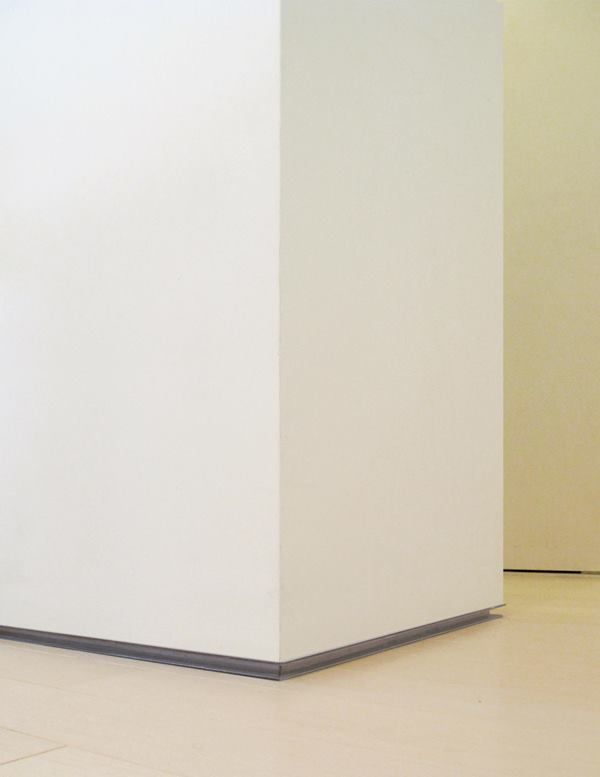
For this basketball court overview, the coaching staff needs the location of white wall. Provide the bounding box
[280,0,504,660]
[0,1,281,660]
[503,0,600,572]
[1,0,503,665]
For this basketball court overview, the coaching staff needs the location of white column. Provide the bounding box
[0,0,503,668]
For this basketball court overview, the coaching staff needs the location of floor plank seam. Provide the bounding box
[0,745,66,768]
[0,726,60,747]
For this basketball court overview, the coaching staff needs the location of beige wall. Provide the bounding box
[504,1,600,570]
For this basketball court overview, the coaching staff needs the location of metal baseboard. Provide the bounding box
[0,608,501,681]
[279,608,500,679]
[0,625,280,679]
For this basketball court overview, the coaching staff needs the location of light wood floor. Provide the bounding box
[0,572,598,776]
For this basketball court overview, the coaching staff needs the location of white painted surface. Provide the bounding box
[0,1,281,659]
[280,0,503,660]
[1,0,502,664]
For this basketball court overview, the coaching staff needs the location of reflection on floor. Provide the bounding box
[0,572,598,776]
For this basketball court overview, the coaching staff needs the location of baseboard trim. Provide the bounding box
[504,568,582,574]
[0,625,280,679]
[280,608,500,679]
[0,608,501,681]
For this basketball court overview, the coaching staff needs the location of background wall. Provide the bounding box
[504,0,600,571]
[0,0,281,659]
[280,0,503,661]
